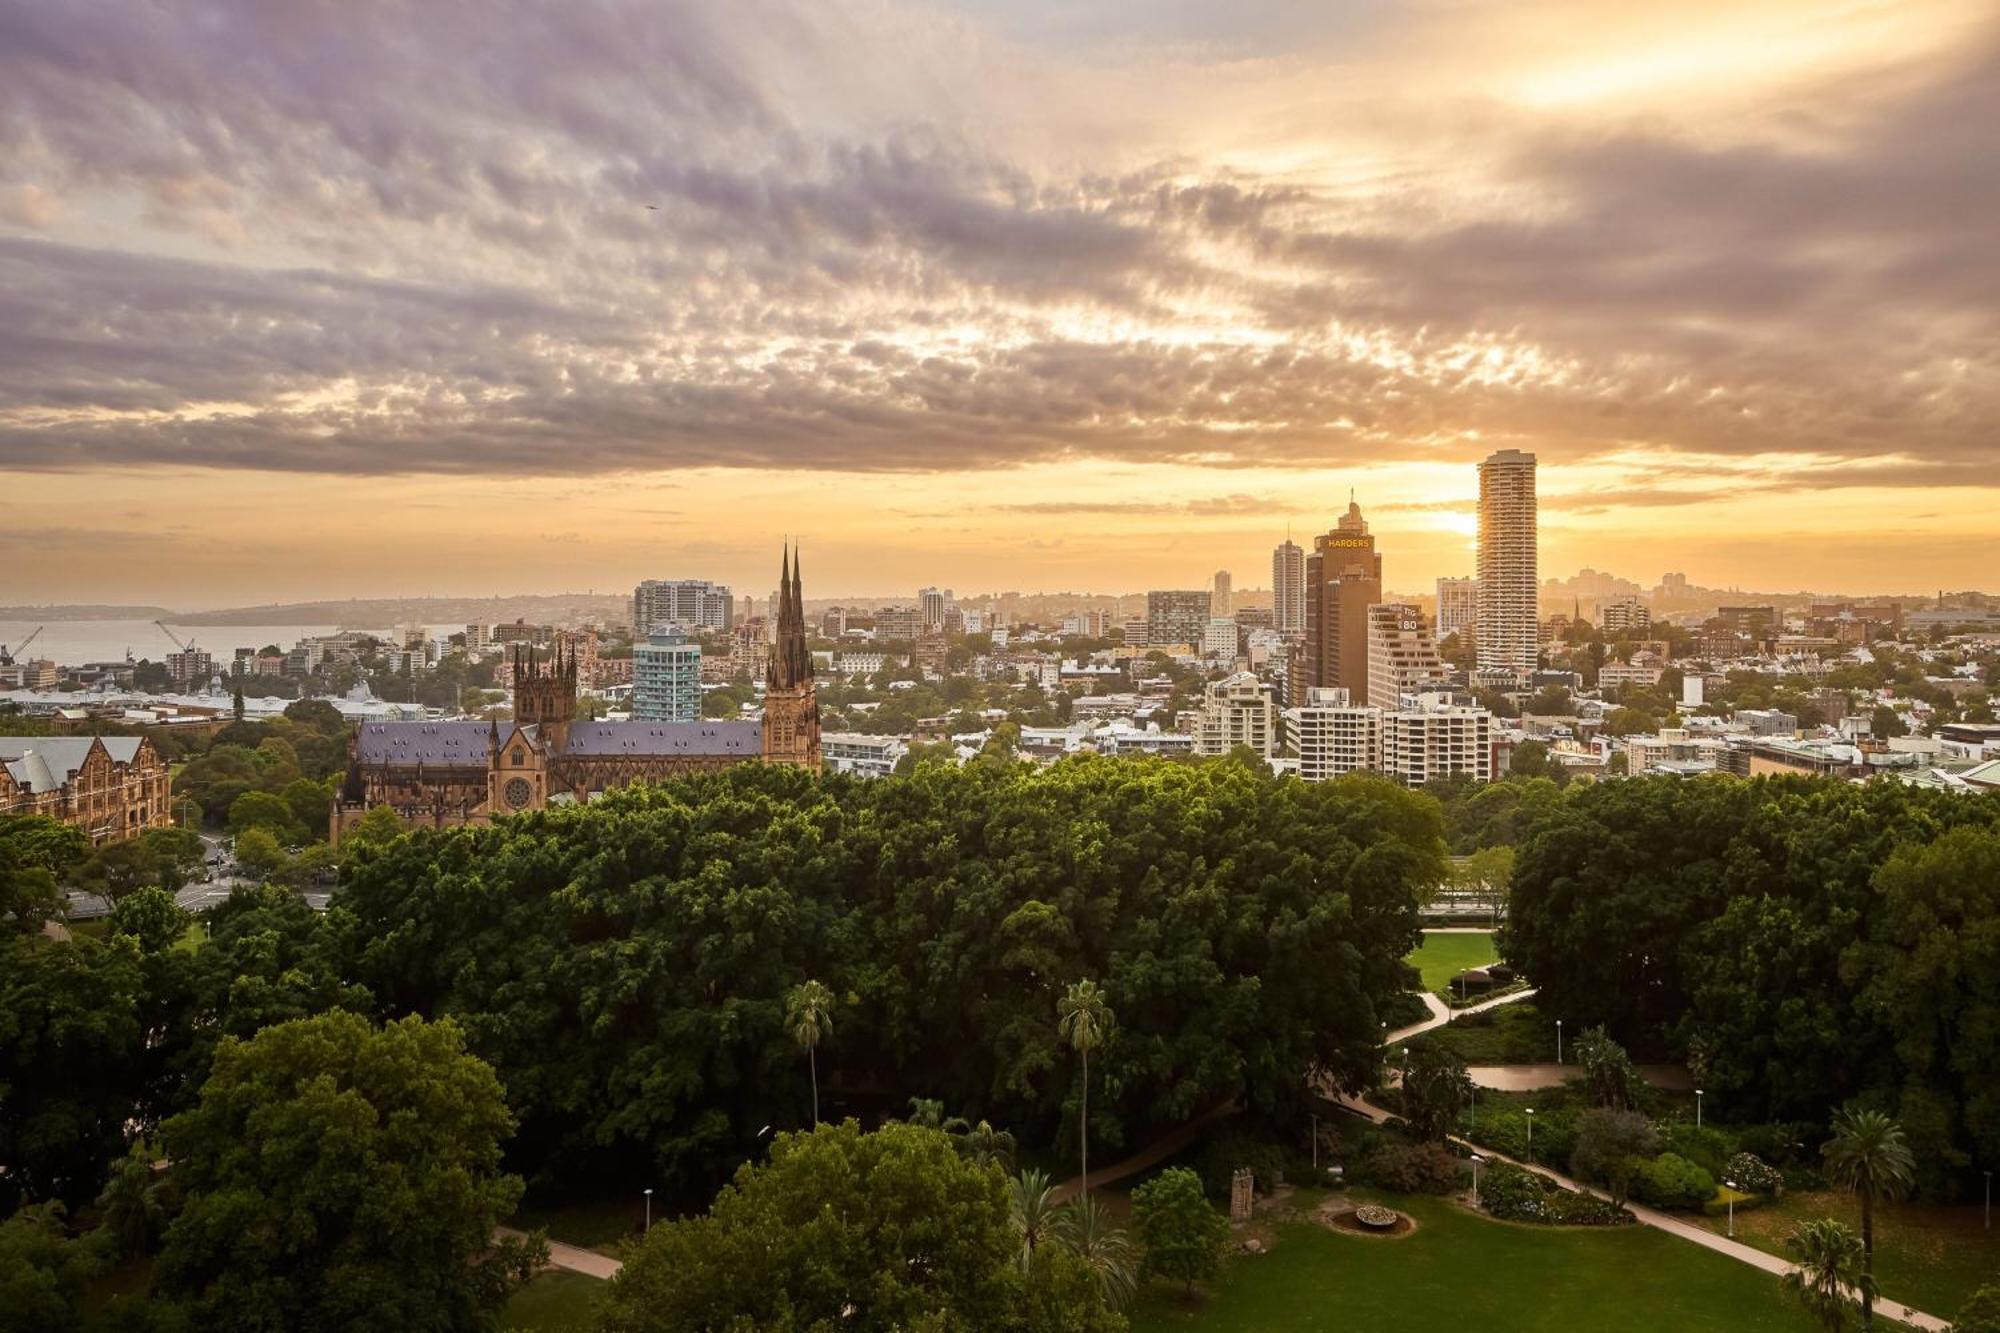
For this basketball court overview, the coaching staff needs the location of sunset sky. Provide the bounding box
[3,0,1995,606]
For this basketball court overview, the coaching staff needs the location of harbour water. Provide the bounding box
[0,621,388,668]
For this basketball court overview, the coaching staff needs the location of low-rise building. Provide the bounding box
[0,734,173,844]
[821,732,907,778]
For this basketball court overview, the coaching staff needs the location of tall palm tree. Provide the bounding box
[1057,978,1111,1200]
[1822,1107,1914,1330]
[786,979,834,1126]
[1784,1217,1868,1332]
[1061,1193,1139,1310]
[1007,1168,1064,1275]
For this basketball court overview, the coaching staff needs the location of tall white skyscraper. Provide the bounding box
[1435,577,1479,643]
[1272,538,1305,633]
[1476,450,1539,677]
[1212,569,1232,617]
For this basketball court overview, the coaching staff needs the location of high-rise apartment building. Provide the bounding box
[1201,617,1239,661]
[875,606,922,640]
[1304,500,1381,701]
[919,587,947,630]
[1147,589,1212,650]
[1286,687,1381,782]
[1191,673,1278,758]
[1383,696,1494,787]
[1366,603,1445,711]
[1435,577,1479,643]
[634,579,734,635]
[1475,450,1538,678]
[1211,570,1233,617]
[632,625,702,722]
[464,623,494,657]
[1602,597,1651,635]
[1272,539,1305,633]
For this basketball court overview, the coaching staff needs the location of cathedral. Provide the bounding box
[330,547,820,844]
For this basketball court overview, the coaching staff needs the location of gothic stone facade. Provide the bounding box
[331,548,819,843]
[0,735,174,844]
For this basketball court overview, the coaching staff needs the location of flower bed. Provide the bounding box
[1478,1163,1633,1227]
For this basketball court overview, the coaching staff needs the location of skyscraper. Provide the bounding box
[1476,450,1538,678]
[919,586,947,630]
[1435,577,1479,643]
[1365,603,1445,711]
[632,624,702,722]
[1211,569,1232,617]
[1304,499,1381,701]
[1272,538,1305,633]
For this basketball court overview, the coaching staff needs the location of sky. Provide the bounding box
[3,0,1996,606]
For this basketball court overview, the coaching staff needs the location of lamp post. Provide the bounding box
[1311,1112,1319,1175]
[1986,1171,1992,1231]
[1471,1153,1485,1208]
[1401,1047,1410,1088]
[1469,1082,1477,1135]
[1723,1179,1737,1239]
[1556,1019,1564,1066]
[643,1187,653,1234]
[1526,1107,1535,1156]
[1696,1088,1704,1129]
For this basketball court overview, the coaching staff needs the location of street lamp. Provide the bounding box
[1696,1088,1704,1129]
[1723,1179,1737,1239]
[1310,1112,1319,1174]
[1986,1170,1992,1232]
[1471,1153,1485,1208]
[643,1187,654,1234]
[1469,1082,1477,1135]
[1401,1047,1410,1087]
[1525,1107,1535,1155]
[1556,1019,1564,1066]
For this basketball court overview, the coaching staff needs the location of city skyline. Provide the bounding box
[5,0,1998,603]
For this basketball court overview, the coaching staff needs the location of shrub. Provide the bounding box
[1722,1152,1784,1197]
[1363,1142,1461,1195]
[1196,1131,1295,1199]
[1477,1163,1631,1227]
[1657,1123,1730,1177]
[1631,1153,1717,1211]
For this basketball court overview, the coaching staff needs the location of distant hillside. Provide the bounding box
[0,604,178,621]
[177,594,634,628]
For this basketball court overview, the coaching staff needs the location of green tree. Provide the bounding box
[1130,1166,1226,1299]
[1576,1025,1640,1109]
[1869,705,1908,740]
[1058,979,1112,1200]
[1951,1284,2000,1333]
[154,1012,541,1331]
[225,790,305,845]
[958,1119,1016,1171]
[96,1139,174,1261]
[107,887,191,955]
[0,1202,111,1333]
[1062,1193,1139,1311]
[1399,1042,1473,1142]
[1822,1107,1914,1331]
[1571,1108,1658,1206]
[230,827,288,882]
[1008,1168,1065,1275]
[1784,1217,1867,1332]
[599,1121,1032,1332]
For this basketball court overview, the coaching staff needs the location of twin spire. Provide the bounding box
[768,542,813,690]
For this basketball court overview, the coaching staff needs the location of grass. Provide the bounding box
[1404,931,1496,993]
[1695,1187,2000,1319]
[1128,1189,1821,1332]
[501,1271,604,1330]
[510,1196,643,1252]
[1408,1000,1558,1064]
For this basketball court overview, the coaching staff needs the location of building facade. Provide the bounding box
[1365,602,1445,711]
[1286,687,1381,782]
[633,578,734,634]
[1436,576,1478,642]
[1304,500,1381,702]
[1476,449,1538,679]
[1211,570,1233,617]
[632,625,702,722]
[0,735,173,844]
[1382,696,1494,786]
[334,549,817,843]
[1191,672,1278,758]
[1272,539,1305,634]
[1147,589,1212,650]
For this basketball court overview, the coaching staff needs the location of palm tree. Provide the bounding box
[1061,1193,1139,1310]
[906,1097,947,1129]
[1822,1107,1915,1330]
[1007,1168,1064,1275]
[958,1118,1016,1170]
[786,979,834,1126]
[1784,1217,1868,1332]
[1057,978,1111,1200]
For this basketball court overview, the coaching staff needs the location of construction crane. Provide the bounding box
[155,621,197,654]
[0,625,43,665]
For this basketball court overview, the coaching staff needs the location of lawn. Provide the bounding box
[509,1196,643,1252]
[501,1271,604,1330]
[1404,931,1496,993]
[1408,1000,1558,1064]
[1695,1187,1999,1319]
[1129,1191,1819,1332]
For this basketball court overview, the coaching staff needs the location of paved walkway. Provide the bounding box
[495,1226,622,1281]
[1342,987,1946,1332]
[1050,1099,1240,1203]
[1464,1062,1693,1092]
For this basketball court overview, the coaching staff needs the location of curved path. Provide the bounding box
[1339,986,1946,1332]
[495,1226,622,1280]
[1051,1098,1240,1203]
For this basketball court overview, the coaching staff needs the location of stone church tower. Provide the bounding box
[762,545,821,771]
[512,644,577,752]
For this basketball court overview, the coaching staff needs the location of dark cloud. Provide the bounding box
[0,1,1994,489]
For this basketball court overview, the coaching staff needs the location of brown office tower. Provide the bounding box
[1304,499,1382,701]
[763,545,823,771]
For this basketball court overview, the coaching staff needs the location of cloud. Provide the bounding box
[0,0,1993,497]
